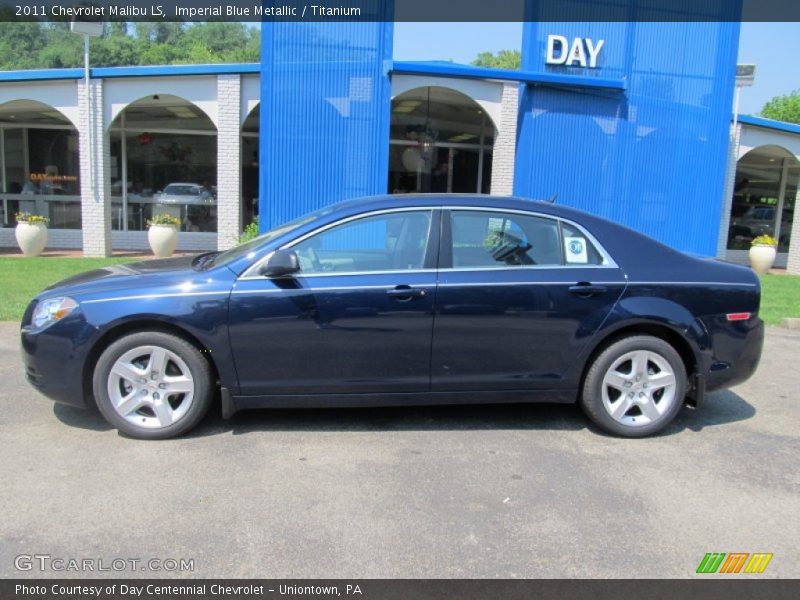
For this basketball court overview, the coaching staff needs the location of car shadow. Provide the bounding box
[196,402,589,437]
[52,389,755,439]
[189,388,756,438]
[53,402,113,432]
[664,389,756,435]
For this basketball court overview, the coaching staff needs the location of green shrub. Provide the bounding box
[240,217,259,244]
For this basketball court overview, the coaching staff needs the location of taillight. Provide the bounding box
[726,313,751,322]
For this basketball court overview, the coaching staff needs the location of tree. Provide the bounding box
[0,22,261,70]
[0,23,47,69]
[93,34,140,67]
[472,49,521,70]
[134,23,185,45]
[761,90,800,125]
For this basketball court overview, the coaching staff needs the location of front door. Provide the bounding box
[431,209,626,391]
[228,209,439,396]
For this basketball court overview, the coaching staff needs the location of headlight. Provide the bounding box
[31,297,79,330]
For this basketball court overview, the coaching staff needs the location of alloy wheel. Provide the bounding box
[600,349,677,427]
[106,345,195,429]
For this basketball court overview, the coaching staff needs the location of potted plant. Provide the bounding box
[749,234,778,274]
[147,213,182,258]
[14,212,49,257]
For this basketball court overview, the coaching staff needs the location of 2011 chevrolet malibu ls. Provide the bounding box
[20,195,764,439]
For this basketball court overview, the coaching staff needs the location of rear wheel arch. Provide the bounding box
[82,319,221,407]
[580,333,688,437]
[579,321,700,392]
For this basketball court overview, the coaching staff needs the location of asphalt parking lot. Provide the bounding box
[0,321,798,579]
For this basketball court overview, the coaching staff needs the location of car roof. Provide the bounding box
[327,194,599,225]
[320,194,694,267]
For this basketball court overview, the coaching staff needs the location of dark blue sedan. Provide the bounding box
[20,195,764,439]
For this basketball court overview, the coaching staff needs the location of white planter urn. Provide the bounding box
[148,224,179,258]
[15,222,48,257]
[749,244,777,274]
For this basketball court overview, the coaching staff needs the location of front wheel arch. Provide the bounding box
[82,319,221,409]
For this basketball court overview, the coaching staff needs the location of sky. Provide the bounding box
[393,22,800,115]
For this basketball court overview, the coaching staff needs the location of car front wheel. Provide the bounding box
[581,335,687,438]
[92,331,214,439]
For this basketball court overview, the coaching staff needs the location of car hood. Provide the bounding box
[40,255,233,300]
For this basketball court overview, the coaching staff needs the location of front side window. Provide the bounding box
[292,211,432,274]
[450,211,562,268]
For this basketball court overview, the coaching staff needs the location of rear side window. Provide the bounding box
[450,211,562,268]
[561,222,605,265]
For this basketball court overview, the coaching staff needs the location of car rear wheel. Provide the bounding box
[581,335,687,437]
[93,331,214,439]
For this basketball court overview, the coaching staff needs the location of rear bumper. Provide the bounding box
[704,316,764,393]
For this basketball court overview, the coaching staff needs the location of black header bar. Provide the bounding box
[2,0,800,22]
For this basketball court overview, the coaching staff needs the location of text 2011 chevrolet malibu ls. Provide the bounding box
[21,195,763,439]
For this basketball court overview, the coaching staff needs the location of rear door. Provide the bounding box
[431,208,626,391]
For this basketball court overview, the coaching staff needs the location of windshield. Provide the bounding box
[206,205,338,269]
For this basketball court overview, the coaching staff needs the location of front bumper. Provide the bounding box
[21,314,99,409]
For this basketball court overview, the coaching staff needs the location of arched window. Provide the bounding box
[389,87,495,195]
[727,145,799,253]
[109,95,217,232]
[0,100,80,229]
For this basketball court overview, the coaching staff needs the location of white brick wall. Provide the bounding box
[0,228,216,253]
[112,231,217,252]
[77,78,112,257]
[216,74,242,250]
[490,82,519,196]
[786,188,800,274]
[0,228,83,250]
[716,122,741,259]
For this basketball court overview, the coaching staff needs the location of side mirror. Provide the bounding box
[260,249,300,278]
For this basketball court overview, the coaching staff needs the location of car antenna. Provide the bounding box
[547,192,558,204]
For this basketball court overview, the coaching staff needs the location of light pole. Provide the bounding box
[733,64,756,131]
[719,64,757,258]
[69,20,103,195]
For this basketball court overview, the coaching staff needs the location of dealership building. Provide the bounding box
[0,16,799,273]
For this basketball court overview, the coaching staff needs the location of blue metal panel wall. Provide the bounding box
[514,13,741,256]
[259,13,394,232]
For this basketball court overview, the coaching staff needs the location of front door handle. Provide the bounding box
[386,285,427,301]
[569,282,608,297]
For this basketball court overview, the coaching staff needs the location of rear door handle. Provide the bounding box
[569,283,607,296]
[386,285,427,300]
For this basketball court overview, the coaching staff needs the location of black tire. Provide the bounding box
[580,335,687,438]
[92,331,214,440]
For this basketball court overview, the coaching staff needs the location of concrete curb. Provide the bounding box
[780,318,800,329]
